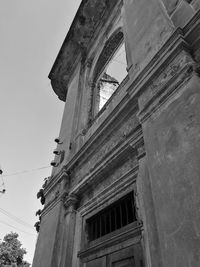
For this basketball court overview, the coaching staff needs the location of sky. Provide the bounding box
[0,0,81,264]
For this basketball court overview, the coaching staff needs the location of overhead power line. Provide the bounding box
[0,220,35,236]
[0,207,33,230]
[2,166,51,178]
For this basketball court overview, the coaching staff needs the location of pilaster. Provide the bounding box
[136,28,200,267]
[136,153,163,267]
[32,170,70,267]
[59,194,78,267]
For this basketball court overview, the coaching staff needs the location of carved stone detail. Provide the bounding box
[86,58,93,68]
[63,194,78,213]
[49,0,119,101]
[71,114,140,187]
[138,49,195,122]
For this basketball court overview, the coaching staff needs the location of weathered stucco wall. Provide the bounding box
[123,0,173,79]
[51,63,81,177]
[33,0,200,266]
[162,0,195,27]
[70,111,140,189]
[32,203,63,267]
[141,74,200,266]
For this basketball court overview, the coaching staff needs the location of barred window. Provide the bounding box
[86,193,136,241]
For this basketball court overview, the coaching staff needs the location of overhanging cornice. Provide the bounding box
[48,0,119,101]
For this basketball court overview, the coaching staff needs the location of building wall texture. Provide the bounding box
[33,0,200,266]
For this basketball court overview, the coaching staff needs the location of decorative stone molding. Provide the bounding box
[60,190,68,202]
[71,115,140,188]
[136,145,146,160]
[129,132,145,160]
[38,168,73,217]
[86,58,93,68]
[138,49,194,123]
[44,168,70,196]
[50,77,68,101]
[44,182,61,208]
[78,222,142,261]
[63,193,78,214]
[69,129,141,196]
[49,0,120,101]
[123,28,196,123]
[79,165,138,217]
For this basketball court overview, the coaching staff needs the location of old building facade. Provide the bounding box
[33,0,200,266]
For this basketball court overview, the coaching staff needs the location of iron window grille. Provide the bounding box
[86,192,136,241]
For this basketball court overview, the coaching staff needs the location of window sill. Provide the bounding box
[78,220,142,260]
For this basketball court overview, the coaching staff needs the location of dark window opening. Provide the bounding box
[86,193,136,241]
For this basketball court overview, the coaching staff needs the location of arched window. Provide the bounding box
[91,30,128,118]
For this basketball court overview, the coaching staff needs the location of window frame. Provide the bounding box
[86,192,137,242]
[89,29,128,123]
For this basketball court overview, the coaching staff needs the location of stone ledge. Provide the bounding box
[79,165,138,217]
[78,221,142,261]
[69,128,143,197]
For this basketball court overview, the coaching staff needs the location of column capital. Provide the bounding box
[63,193,78,213]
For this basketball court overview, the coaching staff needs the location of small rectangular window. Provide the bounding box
[86,193,136,241]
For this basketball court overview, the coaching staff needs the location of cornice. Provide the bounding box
[66,93,137,170]
[48,92,138,187]
[138,56,194,123]
[50,55,81,101]
[46,10,200,195]
[48,0,121,101]
[63,193,78,211]
[41,194,62,217]
[127,29,189,98]
[124,28,199,123]
[43,168,69,197]
[56,32,188,175]
[46,123,142,201]
[78,221,142,260]
[79,165,138,217]
[127,12,200,122]
[69,128,143,197]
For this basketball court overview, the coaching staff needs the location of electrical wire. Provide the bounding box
[2,166,51,177]
[0,220,35,236]
[0,207,33,230]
